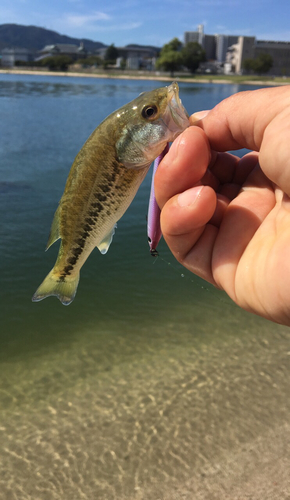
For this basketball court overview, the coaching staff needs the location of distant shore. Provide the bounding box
[1,68,290,86]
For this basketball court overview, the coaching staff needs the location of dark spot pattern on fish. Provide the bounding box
[98,184,111,193]
[76,237,86,248]
[91,201,103,211]
[60,245,84,278]
[108,173,116,184]
[83,224,92,233]
[67,256,77,265]
[97,193,107,202]
[60,162,135,280]
[73,247,83,256]
[63,264,74,275]
[61,208,103,278]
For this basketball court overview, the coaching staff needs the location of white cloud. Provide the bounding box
[56,10,142,37]
[88,21,142,32]
[66,12,111,27]
[116,22,142,30]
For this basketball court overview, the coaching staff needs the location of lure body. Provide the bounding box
[147,143,170,255]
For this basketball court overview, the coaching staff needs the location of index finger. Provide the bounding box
[192,86,290,152]
[192,86,290,195]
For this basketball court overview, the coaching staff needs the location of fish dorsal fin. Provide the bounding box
[46,206,61,251]
[97,224,117,254]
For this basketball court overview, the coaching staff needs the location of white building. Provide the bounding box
[226,36,255,73]
[184,25,290,75]
[185,27,236,62]
[215,35,239,63]
[38,43,87,61]
[226,37,290,75]
[184,26,216,61]
[1,48,33,67]
[184,24,204,46]
[98,46,158,70]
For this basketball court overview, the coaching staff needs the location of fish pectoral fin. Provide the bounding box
[46,205,61,251]
[97,224,117,254]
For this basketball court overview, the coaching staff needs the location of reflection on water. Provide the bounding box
[1,74,289,499]
[0,79,144,98]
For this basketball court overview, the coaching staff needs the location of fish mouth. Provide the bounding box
[167,82,190,133]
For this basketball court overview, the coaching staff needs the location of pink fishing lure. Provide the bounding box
[147,143,170,256]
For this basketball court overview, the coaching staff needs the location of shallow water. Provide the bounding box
[1,74,290,499]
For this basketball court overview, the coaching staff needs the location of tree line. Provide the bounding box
[155,38,206,75]
[154,37,273,76]
[242,53,273,75]
[18,38,273,76]
[18,40,206,73]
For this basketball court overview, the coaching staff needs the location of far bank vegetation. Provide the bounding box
[156,38,206,76]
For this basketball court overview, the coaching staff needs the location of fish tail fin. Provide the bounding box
[32,269,80,306]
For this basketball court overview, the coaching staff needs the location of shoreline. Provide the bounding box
[1,68,289,86]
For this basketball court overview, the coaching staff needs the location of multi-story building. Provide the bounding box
[226,37,290,75]
[185,26,290,75]
[185,27,238,63]
[1,48,33,67]
[38,43,87,61]
[255,40,290,75]
[184,25,204,46]
[203,35,216,61]
[216,35,239,63]
[97,46,158,70]
[226,36,255,73]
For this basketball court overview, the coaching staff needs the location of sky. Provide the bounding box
[1,0,290,47]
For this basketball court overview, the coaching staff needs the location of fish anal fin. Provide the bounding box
[46,206,61,251]
[97,224,117,255]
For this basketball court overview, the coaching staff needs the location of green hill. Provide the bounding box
[0,24,107,52]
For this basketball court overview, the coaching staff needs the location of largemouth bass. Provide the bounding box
[32,82,189,305]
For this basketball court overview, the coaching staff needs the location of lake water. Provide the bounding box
[1,74,290,500]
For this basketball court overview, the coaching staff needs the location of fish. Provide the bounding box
[147,142,169,256]
[32,82,189,305]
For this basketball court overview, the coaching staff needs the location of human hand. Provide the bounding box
[155,86,290,325]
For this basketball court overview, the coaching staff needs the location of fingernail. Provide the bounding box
[190,110,210,124]
[178,186,204,207]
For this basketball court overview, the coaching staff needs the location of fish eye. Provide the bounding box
[142,104,158,120]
